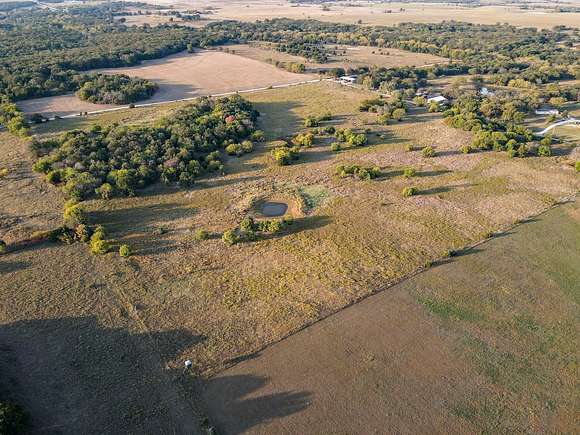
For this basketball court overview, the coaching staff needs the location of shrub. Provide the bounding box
[272,147,297,166]
[95,183,113,200]
[422,146,435,158]
[194,229,209,241]
[251,130,265,142]
[90,238,110,255]
[460,145,472,154]
[537,144,551,157]
[239,216,256,233]
[413,96,427,107]
[517,143,528,158]
[222,229,239,246]
[292,132,314,148]
[336,164,380,180]
[507,149,517,158]
[0,168,8,179]
[403,167,416,178]
[225,143,244,156]
[405,144,414,152]
[391,108,406,121]
[304,116,319,128]
[0,401,30,435]
[402,186,418,197]
[258,219,284,233]
[74,224,91,243]
[330,142,341,152]
[428,102,439,113]
[119,244,132,257]
[63,203,87,228]
[575,161,580,172]
[241,140,254,153]
[324,126,336,135]
[0,240,6,254]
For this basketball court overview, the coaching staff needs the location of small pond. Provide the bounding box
[261,202,288,217]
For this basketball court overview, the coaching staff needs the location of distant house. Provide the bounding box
[427,95,448,104]
[480,87,494,96]
[535,108,559,116]
[339,75,357,84]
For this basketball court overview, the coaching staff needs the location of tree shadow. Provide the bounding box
[202,374,311,435]
[420,183,472,196]
[0,315,205,434]
[417,169,452,177]
[0,260,30,275]
[431,247,484,268]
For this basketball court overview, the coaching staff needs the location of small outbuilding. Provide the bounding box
[339,75,357,84]
[427,95,448,104]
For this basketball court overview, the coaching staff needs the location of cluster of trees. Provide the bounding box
[222,216,293,245]
[203,19,577,94]
[442,95,547,156]
[335,128,368,147]
[0,100,28,136]
[31,95,259,199]
[335,164,381,180]
[0,5,199,101]
[76,74,158,104]
[360,95,407,122]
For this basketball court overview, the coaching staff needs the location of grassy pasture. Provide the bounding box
[163,0,580,29]
[2,80,579,431]
[223,43,447,72]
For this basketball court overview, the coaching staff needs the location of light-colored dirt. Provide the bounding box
[161,0,580,29]
[17,50,317,117]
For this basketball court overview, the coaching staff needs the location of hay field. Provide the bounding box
[224,43,447,72]
[17,50,317,117]
[161,0,580,29]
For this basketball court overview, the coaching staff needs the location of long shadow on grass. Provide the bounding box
[0,260,30,274]
[202,374,311,435]
[260,215,332,242]
[0,315,206,433]
[89,202,195,256]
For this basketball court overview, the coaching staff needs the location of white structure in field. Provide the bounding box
[427,95,448,104]
[535,108,559,116]
[339,75,357,84]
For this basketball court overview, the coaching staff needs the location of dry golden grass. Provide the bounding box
[161,0,580,29]
[17,50,316,118]
[2,81,579,432]
[224,43,447,72]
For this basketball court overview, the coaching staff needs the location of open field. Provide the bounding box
[203,198,580,434]
[16,50,317,118]
[158,0,580,29]
[3,80,579,432]
[224,43,447,72]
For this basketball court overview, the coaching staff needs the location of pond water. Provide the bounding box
[261,202,288,217]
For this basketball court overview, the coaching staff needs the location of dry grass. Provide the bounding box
[17,50,316,117]
[2,80,579,432]
[159,0,580,29]
[224,43,447,72]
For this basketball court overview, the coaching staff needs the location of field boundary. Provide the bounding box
[205,192,578,378]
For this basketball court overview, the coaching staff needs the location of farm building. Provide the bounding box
[535,108,559,116]
[339,75,357,84]
[427,95,448,104]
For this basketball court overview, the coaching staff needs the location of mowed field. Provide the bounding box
[2,81,579,432]
[203,199,580,434]
[224,43,447,72]
[17,50,317,118]
[160,0,580,29]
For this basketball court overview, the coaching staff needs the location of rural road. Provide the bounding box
[537,117,580,136]
[43,78,326,121]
